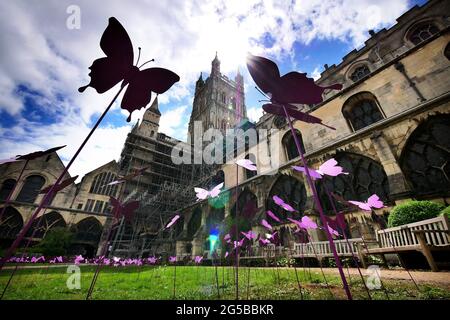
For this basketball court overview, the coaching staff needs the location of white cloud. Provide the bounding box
[0,0,410,178]
[159,105,189,140]
[311,66,322,81]
[247,106,264,123]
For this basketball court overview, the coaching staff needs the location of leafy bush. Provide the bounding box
[33,227,73,256]
[440,206,450,218]
[387,201,444,227]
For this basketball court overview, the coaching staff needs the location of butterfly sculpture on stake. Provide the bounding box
[246,53,353,300]
[79,17,180,122]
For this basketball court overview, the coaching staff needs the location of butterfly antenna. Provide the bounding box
[255,86,270,99]
[136,47,142,66]
[139,59,155,69]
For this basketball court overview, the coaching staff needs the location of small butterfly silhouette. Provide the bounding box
[266,210,281,222]
[246,53,341,129]
[109,196,139,222]
[236,159,257,171]
[348,194,386,211]
[194,182,224,201]
[272,195,295,212]
[79,17,180,122]
[292,158,348,179]
[165,214,180,229]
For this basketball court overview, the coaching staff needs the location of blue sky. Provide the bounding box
[0,0,427,179]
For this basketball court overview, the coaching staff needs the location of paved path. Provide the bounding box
[318,267,450,287]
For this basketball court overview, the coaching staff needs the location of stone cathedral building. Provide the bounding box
[0,0,449,261]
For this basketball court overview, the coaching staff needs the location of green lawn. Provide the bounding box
[0,265,448,300]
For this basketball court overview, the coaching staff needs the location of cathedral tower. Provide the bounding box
[188,53,247,140]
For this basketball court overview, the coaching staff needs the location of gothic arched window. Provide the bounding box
[266,175,307,223]
[231,189,258,220]
[71,217,102,244]
[16,175,45,203]
[245,154,257,180]
[350,65,370,82]
[89,172,119,196]
[400,115,450,196]
[317,152,389,213]
[0,179,16,201]
[0,206,23,240]
[187,208,202,238]
[25,211,66,239]
[408,22,439,45]
[342,92,384,131]
[282,130,305,160]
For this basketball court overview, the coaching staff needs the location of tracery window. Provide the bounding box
[408,22,439,45]
[266,175,306,223]
[89,172,119,196]
[343,92,384,131]
[400,115,450,196]
[0,207,23,239]
[25,211,66,239]
[350,65,370,82]
[317,152,390,213]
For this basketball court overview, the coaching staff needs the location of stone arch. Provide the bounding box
[266,174,307,223]
[187,207,202,238]
[317,152,390,213]
[70,217,102,245]
[400,114,450,197]
[0,206,23,244]
[16,174,46,204]
[25,211,67,239]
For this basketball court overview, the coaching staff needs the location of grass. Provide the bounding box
[0,265,449,300]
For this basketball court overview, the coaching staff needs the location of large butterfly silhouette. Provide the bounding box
[246,53,342,129]
[79,17,180,122]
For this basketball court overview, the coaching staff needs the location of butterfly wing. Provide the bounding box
[246,53,280,95]
[262,103,335,129]
[122,200,139,221]
[261,219,272,230]
[348,200,371,211]
[39,176,78,194]
[292,165,322,179]
[266,210,281,222]
[165,214,180,229]
[121,68,180,122]
[367,194,385,209]
[209,182,224,198]
[16,145,66,161]
[194,187,209,200]
[236,159,257,171]
[79,17,134,94]
[277,71,343,105]
[301,216,318,229]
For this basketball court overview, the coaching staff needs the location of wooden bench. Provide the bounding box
[356,216,450,271]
